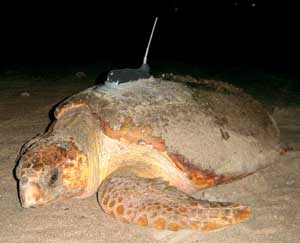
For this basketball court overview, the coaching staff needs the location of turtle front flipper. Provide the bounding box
[97,172,251,231]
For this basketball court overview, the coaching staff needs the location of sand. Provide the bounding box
[0,71,299,243]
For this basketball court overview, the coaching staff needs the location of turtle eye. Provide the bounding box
[49,168,59,185]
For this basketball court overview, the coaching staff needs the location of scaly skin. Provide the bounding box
[98,171,250,231]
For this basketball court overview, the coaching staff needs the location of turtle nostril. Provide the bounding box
[20,176,29,185]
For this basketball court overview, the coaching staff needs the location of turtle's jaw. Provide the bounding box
[19,183,56,208]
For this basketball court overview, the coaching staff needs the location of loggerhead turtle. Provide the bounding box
[15,75,281,231]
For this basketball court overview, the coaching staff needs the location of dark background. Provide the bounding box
[1,0,299,71]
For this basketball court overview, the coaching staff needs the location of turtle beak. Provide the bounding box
[19,179,51,208]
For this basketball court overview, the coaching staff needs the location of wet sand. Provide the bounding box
[0,71,299,243]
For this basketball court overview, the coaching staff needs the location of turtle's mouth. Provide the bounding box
[19,184,59,208]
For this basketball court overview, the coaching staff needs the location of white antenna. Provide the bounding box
[143,17,158,65]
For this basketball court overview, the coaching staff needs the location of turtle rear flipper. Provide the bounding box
[98,172,251,231]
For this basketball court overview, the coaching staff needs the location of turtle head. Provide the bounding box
[16,141,89,208]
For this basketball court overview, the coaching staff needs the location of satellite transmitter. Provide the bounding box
[106,17,158,85]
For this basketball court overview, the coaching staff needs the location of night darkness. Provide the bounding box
[1,1,300,70]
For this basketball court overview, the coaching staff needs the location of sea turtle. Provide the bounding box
[15,75,281,231]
